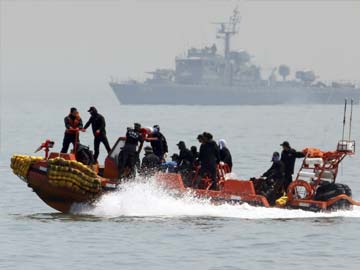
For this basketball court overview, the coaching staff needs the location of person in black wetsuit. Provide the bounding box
[254,152,286,205]
[140,146,161,177]
[177,141,194,171]
[176,141,194,185]
[262,152,285,198]
[197,134,204,144]
[118,123,144,178]
[83,106,111,163]
[150,125,168,161]
[280,141,305,191]
[190,146,199,166]
[61,107,83,153]
[218,139,233,171]
[197,132,220,190]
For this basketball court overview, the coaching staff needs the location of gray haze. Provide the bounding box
[1,0,360,96]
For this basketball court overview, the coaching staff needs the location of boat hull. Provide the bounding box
[19,170,359,213]
[12,155,359,213]
[27,168,97,213]
[110,82,360,105]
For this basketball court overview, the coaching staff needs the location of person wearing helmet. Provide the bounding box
[118,123,144,178]
[83,106,111,163]
[61,107,83,153]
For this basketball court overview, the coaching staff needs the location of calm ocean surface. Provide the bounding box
[1,89,359,269]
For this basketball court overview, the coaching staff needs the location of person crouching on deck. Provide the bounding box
[140,146,161,177]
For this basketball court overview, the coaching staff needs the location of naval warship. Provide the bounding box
[109,8,360,105]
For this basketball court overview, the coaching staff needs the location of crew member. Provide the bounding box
[197,134,204,144]
[83,106,111,163]
[280,141,305,191]
[140,146,160,176]
[262,151,285,196]
[177,141,194,170]
[190,146,199,166]
[197,132,220,190]
[150,124,168,161]
[61,107,83,153]
[161,154,179,173]
[118,123,144,178]
[218,139,233,171]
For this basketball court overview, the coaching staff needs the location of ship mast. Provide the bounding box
[213,7,241,85]
[214,7,241,59]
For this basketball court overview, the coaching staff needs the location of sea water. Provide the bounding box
[1,89,359,269]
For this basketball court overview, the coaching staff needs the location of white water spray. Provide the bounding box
[75,177,360,219]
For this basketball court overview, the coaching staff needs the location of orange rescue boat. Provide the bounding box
[11,136,360,213]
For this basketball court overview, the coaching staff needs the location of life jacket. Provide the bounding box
[302,147,324,158]
[66,113,81,134]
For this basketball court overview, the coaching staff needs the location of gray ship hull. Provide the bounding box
[110,82,360,105]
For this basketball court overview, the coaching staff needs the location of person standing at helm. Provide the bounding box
[83,106,111,163]
[118,123,144,178]
[280,141,305,191]
[61,107,83,153]
[150,124,168,161]
[218,139,233,171]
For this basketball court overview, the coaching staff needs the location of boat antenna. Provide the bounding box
[342,98,347,141]
[348,98,354,140]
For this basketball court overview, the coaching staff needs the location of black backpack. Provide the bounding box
[76,144,95,165]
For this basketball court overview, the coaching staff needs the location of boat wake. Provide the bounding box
[75,177,360,220]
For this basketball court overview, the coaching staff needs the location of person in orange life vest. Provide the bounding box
[61,107,83,153]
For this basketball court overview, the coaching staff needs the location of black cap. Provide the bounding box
[153,124,160,129]
[203,132,213,140]
[197,134,204,140]
[177,141,185,146]
[134,123,141,129]
[280,141,290,148]
[70,107,77,113]
[88,106,97,113]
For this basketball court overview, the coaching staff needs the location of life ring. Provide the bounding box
[287,180,314,201]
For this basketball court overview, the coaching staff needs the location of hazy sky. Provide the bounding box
[1,0,360,95]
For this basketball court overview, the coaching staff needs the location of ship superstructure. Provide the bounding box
[110,8,359,105]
